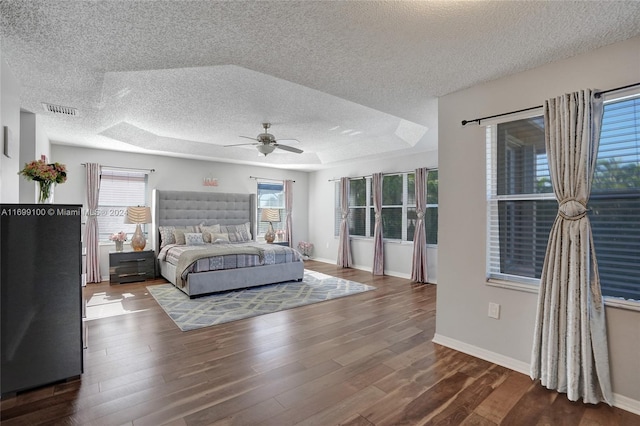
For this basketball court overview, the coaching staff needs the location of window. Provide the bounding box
[335,170,439,244]
[97,168,148,241]
[487,93,640,301]
[349,178,369,236]
[257,182,284,236]
[407,170,439,245]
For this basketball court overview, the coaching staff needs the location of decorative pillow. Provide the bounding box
[244,222,252,239]
[211,232,230,243]
[159,225,199,247]
[185,232,205,246]
[173,228,187,245]
[224,224,251,243]
[200,224,221,243]
[158,226,176,247]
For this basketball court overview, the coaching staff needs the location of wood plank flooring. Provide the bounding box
[1,261,638,425]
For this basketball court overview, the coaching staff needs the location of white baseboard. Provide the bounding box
[308,257,434,283]
[432,333,640,416]
[612,393,640,416]
[432,333,530,375]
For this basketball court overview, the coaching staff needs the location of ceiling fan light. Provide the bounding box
[256,144,276,156]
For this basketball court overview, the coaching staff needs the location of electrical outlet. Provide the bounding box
[488,302,500,319]
[326,242,330,249]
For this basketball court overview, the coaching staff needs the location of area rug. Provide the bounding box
[147,270,375,331]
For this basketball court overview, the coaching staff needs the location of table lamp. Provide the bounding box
[260,208,280,243]
[125,206,152,251]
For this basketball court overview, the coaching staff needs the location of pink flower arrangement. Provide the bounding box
[109,232,127,242]
[19,156,67,203]
[19,158,67,184]
[297,241,313,257]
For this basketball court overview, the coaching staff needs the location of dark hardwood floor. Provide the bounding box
[1,261,637,425]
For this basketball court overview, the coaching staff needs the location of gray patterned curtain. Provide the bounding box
[85,163,101,283]
[372,172,384,275]
[411,167,428,282]
[337,177,353,267]
[530,89,612,404]
[284,179,293,248]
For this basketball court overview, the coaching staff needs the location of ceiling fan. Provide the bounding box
[225,123,303,156]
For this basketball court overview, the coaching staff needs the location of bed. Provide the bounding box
[153,190,304,298]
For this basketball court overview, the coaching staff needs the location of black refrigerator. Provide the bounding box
[1,204,83,396]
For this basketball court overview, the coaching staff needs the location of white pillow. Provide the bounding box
[185,232,205,246]
[211,232,230,244]
[200,224,221,243]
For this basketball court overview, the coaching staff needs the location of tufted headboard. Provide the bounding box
[152,190,256,253]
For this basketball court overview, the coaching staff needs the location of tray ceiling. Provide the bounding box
[2,1,640,170]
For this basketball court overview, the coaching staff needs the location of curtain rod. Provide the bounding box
[249,175,295,183]
[461,81,640,126]
[82,163,155,173]
[327,167,437,182]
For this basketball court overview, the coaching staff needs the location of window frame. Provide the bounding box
[335,169,438,246]
[97,168,149,242]
[485,90,640,310]
[256,181,285,238]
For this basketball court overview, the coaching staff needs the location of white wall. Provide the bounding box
[437,36,640,409]
[308,150,438,282]
[18,111,52,203]
[52,145,310,279]
[1,57,22,203]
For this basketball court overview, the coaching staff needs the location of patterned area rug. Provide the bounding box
[147,270,376,331]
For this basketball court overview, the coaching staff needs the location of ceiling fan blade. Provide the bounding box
[239,135,258,141]
[224,142,258,147]
[274,144,303,154]
[275,138,299,145]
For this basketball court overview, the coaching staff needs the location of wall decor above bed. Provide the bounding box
[153,190,304,298]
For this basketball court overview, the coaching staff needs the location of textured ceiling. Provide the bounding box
[2,1,640,171]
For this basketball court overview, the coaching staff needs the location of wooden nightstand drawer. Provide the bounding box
[109,250,156,284]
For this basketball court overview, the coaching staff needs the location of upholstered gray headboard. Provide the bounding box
[152,190,256,253]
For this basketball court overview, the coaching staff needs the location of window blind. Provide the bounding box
[98,168,147,241]
[487,94,640,301]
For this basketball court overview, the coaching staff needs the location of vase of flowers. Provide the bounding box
[109,232,127,252]
[18,156,67,203]
[297,241,314,259]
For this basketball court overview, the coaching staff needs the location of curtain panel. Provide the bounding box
[411,167,428,282]
[372,172,384,275]
[84,163,101,283]
[337,177,353,267]
[284,180,293,248]
[530,89,612,405]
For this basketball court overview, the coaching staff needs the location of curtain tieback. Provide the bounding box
[342,212,349,219]
[416,209,425,219]
[558,198,587,220]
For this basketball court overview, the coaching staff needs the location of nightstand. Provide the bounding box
[272,241,290,247]
[109,250,156,284]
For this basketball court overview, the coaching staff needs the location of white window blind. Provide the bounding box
[487,93,640,301]
[98,168,147,241]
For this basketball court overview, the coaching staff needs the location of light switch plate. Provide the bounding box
[488,302,500,319]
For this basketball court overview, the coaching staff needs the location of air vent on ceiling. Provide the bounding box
[42,103,79,116]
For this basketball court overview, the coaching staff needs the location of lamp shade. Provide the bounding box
[124,206,152,224]
[260,208,281,222]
